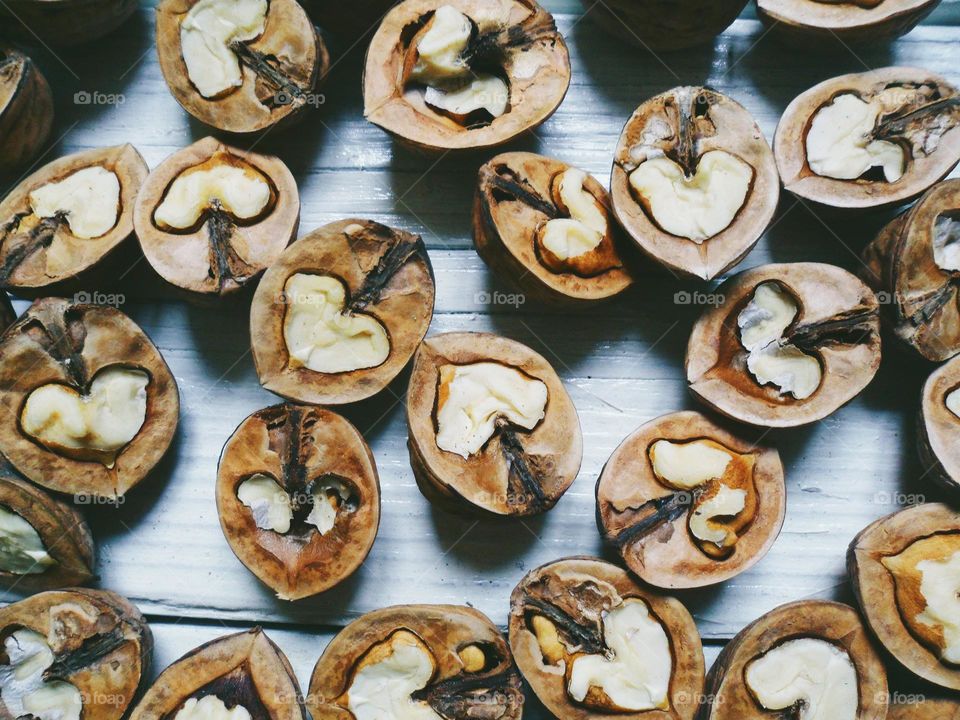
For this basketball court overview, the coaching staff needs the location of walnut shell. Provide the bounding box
[890,697,960,720]
[0,144,148,295]
[473,152,636,305]
[774,67,960,211]
[0,464,95,591]
[0,291,15,332]
[308,604,523,720]
[363,0,570,153]
[861,179,960,362]
[0,48,53,176]
[217,403,381,601]
[701,600,887,720]
[0,297,180,500]
[0,588,151,720]
[508,556,705,720]
[610,86,779,280]
[686,262,882,427]
[406,331,582,517]
[757,0,941,45]
[156,0,329,133]
[134,137,300,299]
[0,0,137,46]
[596,410,785,589]
[581,0,747,49]
[130,628,305,720]
[848,502,960,690]
[918,355,960,492]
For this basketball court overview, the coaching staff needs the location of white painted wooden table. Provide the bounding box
[3,0,960,713]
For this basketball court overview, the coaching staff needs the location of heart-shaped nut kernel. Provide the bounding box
[130,628,304,720]
[363,0,570,153]
[849,503,960,690]
[134,137,299,298]
[473,152,636,305]
[308,604,523,720]
[0,464,94,591]
[757,0,941,45]
[0,0,137,46]
[686,262,881,428]
[890,697,960,719]
[251,219,435,405]
[919,355,960,492]
[0,588,151,720]
[775,67,960,211]
[596,411,785,589]
[861,179,960,362]
[702,600,886,720]
[508,556,704,720]
[217,403,381,600]
[580,0,746,50]
[0,145,147,295]
[406,332,581,517]
[611,87,779,280]
[0,297,179,500]
[0,48,52,176]
[156,0,329,133]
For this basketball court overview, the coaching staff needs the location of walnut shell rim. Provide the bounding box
[134,136,300,298]
[0,47,53,176]
[756,0,941,44]
[919,355,960,493]
[216,403,381,601]
[611,86,780,281]
[596,410,786,589]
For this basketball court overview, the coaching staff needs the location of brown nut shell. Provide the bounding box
[0,144,148,295]
[473,152,635,305]
[757,0,941,45]
[251,218,435,405]
[406,331,582,517]
[217,403,381,601]
[308,604,523,720]
[596,410,785,589]
[774,67,960,211]
[0,48,53,176]
[0,588,151,720]
[363,0,570,153]
[156,0,328,133]
[134,137,300,298]
[686,262,882,428]
[611,86,779,280]
[0,291,15,332]
[848,502,960,690]
[0,464,95,591]
[919,355,960,492]
[581,0,747,50]
[0,297,179,499]
[508,556,705,720]
[0,0,137,46]
[890,697,960,719]
[701,600,887,720]
[861,179,960,362]
[130,628,305,720]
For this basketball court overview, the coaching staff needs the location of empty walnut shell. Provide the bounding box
[406,331,582,517]
[919,355,960,492]
[0,297,179,500]
[130,628,305,720]
[890,697,960,720]
[701,600,887,720]
[861,179,960,362]
[473,152,636,305]
[217,403,380,601]
[775,67,960,211]
[611,87,778,280]
[134,137,299,299]
[581,0,747,50]
[596,411,785,589]
[251,218,435,405]
[0,144,148,295]
[308,604,523,720]
[0,48,53,176]
[508,556,704,720]
[686,262,882,427]
[0,465,95,591]
[849,502,960,690]
[0,0,137,46]
[156,0,329,133]
[757,0,941,45]
[0,588,151,720]
[363,0,570,153]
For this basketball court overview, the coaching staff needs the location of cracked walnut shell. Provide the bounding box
[757,0,942,45]
[581,0,747,50]
[919,354,960,492]
[0,48,53,176]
